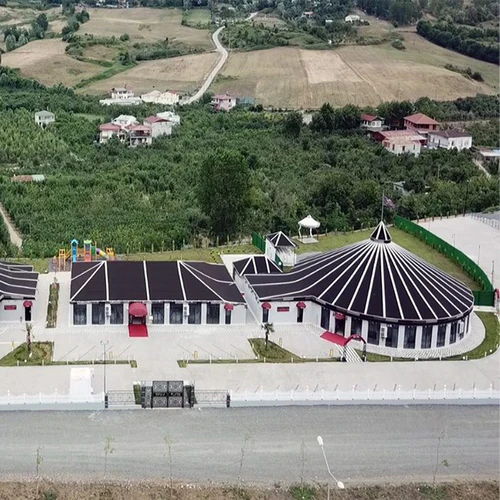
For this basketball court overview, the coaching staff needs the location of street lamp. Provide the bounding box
[100,340,109,409]
[317,435,345,496]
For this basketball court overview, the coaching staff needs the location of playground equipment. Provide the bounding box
[57,239,115,271]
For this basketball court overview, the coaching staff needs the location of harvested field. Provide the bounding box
[82,8,212,48]
[83,52,218,95]
[82,44,119,63]
[211,37,497,109]
[253,13,287,27]
[1,39,103,88]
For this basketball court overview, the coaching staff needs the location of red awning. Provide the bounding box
[262,302,272,310]
[129,302,148,317]
[335,312,345,320]
[23,300,33,308]
[296,301,306,309]
[224,303,234,311]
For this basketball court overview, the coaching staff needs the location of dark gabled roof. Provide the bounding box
[70,261,244,304]
[266,231,298,248]
[233,256,282,276]
[246,222,473,324]
[0,262,38,299]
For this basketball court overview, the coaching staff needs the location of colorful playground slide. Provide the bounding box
[95,247,107,259]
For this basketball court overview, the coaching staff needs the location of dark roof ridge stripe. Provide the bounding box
[182,262,235,284]
[346,243,379,311]
[364,243,383,315]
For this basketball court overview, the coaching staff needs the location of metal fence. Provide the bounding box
[194,389,229,407]
[107,390,137,406]
[394,215,496,306]
[0,391,104,405]
[230,386,499,403]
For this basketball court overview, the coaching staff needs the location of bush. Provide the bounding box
[391,39,405,50]
[120,33,130,41]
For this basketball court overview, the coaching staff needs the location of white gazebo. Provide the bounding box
[298,215,320,243]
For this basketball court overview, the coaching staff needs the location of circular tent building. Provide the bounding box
[244,222,474,351]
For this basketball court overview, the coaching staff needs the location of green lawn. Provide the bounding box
[249,338,303,362]
[0,342,53,366]
[184,8,211,23]
[294,226,479,290]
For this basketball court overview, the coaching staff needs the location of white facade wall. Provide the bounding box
[428,134,472,151]
[99,129,118,143]
[362,119,382,129]
[146,121,173,138]
[384,141,421,156]
[0,299,35,322]
[35,114,55,127]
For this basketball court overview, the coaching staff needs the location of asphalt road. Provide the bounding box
[0,406,498,485]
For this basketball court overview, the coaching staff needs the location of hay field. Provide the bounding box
[82,8,212,48]
[82,52,218,95]
[211,37,497,109]
[1,39,103,87]
[252,13,287,27]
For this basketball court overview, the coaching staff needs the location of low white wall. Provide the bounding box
[0,299,34,322]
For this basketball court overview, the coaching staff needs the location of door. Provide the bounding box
[335,316,345,336]
[24,306,32,322]
[320,307,330,330]
[297,307,304,323]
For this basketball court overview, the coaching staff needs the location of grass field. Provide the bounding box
[252,13,288,27]
[0,342,53,366]
[1,39,104,87]
[82,51,218,95]
[82,8,212,49]
[211,36,497,108]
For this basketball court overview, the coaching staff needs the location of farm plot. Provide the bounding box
[1,39,103,88]
[211,38,497,109]
[82,8,212,49]
[82,52,218,95]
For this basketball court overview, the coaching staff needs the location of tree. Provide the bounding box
[35,13,49,31]
[197,149,251,240]
[25,322,33,355]
[5,34,16,52]
[262,322,274,347]
[283,111,302,137]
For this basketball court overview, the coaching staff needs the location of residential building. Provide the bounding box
[111,87,135,100]
[144,116,174,138]
[34,110,55,128]
[404,113,440,136]
[0,262,38,322]
[98,123,124,144]
[112,115,138,127]
[156,111,181,126]
[474,147,500,162]
[11,174,45,183]
[141,90,180,105]
[345,14,360,22]
[99,97,142,106]
[212,92,237,112]
[427,130,472,151]
[373,130,425,156]
[360,114,384,131]
[127,124,152,147]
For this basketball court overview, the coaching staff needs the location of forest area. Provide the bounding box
[0,68,498,258]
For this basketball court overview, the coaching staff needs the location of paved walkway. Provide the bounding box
[419,214,499,289]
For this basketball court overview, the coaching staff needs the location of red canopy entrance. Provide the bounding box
[129,302,148,317]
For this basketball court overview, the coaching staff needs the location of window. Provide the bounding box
[225,308,232,325]
[437,324,446,347]
[367,321,380,345]
[450,322,458,344]
[152,303,164,324]
[207,304,220,324]
[110,304,123,325]
[188,303,201,324]
[92,303,105,325]
[170,303,183,324]
[458,319,465,340]
[262,307,269,323]
[402,146,406,152]
[404,325,416,349]
[351,317,362,336]
[320,307,330,330]
[385,324,399,348]
[421,325,432,349]
[73,304,87,325]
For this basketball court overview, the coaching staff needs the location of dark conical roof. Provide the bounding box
[266,231,298,248]
[370,221,392,243]
[246,224,473,324]
[233,255,282,276]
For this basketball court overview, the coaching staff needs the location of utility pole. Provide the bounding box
[101,340,109,409]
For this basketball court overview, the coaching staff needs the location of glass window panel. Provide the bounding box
[73,304,87,325]
[110,304,123,325]
[207,304,220,324]
[92,303,105,325]
[170,303,183,324]
[152,303,164,324]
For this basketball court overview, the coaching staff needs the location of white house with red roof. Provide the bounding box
[143,116,174,138]
[404,113,440,136]
[212,92,237,112]
[98,123,123,144]
[427,130,472,151]
[360,113,384,130]
[127,124,152,147]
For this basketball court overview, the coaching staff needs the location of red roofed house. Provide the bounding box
[99,123,125,144]
[126,124,152,147]
[373,130,425,156]
[360,114,384,130]
[404,113,440,136]
[144,116,174,138]
[212,92,237,112]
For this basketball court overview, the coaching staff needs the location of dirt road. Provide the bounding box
[0,202,22,248]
